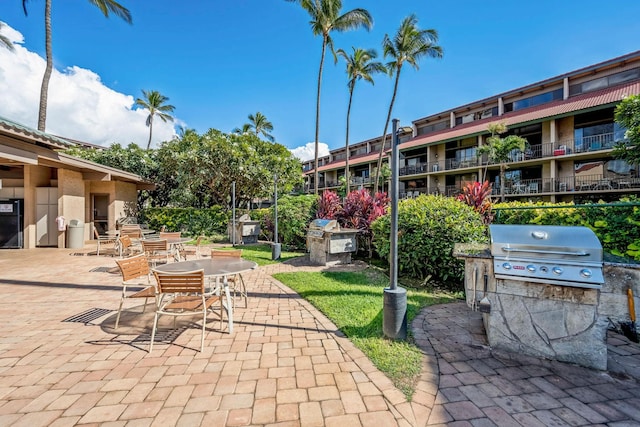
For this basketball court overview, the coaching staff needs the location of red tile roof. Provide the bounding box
[307,80,640,174]
[316,151,382,173]
[402,81,640,150]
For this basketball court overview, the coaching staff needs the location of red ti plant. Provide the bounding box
[337,189,390,255]
[457,181,494,224]
[316,190,342,219]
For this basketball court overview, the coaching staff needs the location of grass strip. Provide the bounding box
[213,243,304,266]
[273,269,456,399]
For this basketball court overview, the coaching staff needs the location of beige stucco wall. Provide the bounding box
[114,181,138,224]
[87,180,138,234]
[58,169,86,245]
[557,117,574,145]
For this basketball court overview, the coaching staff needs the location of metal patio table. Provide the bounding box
[153,257,258,333]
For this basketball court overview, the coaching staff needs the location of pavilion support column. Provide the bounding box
[58,169,86,247]
[22,165,37,249]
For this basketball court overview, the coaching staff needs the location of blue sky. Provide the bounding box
[1,1,640,160]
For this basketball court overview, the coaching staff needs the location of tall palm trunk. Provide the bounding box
[313,35,328,195]
[38,0,53,131]
[146,117,154,150]
[344,84,354,194]
[374,64,402,194]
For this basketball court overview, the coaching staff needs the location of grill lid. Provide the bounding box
[308,219,339,238]
[309,219,338,231]
[489,224,602,263]
[489,224,604,288]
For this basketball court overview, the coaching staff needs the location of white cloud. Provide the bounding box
[290,141,330,162]
[0,22,178,148]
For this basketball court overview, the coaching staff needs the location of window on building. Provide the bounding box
[503,89,563,113]
[569,67,640,96]
[574,108,625,151]
[417,120,450,136]
[455,146,477,162]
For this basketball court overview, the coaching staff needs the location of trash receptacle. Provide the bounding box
[66,219,84,249]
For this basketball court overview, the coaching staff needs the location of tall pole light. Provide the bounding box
[383,118,408,340]
[232,181,236,246]
[272,173,281,260]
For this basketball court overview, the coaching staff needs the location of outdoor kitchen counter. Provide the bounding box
[454,242,640,371]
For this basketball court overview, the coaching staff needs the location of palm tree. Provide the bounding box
[135,90,175,150]
[373,14,443,194]
[232,123,252,134]
[336,47,386,193]
[477,123,528,202]
[22,0,132,131]
[0,22,14,51]
[287,0,372,194]
[248,112,275,142]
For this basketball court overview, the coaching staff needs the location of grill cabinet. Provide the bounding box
[490,224,604,289]
[228,214,260,244]
[307,219,358,266]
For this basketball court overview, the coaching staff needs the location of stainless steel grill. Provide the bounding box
[307,219,358,266]
[489,224,604,288]
[307,219,339,239]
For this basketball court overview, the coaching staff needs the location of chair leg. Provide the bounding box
[115,291,126,328]
[239,274,247,308]
[149,312,159,352]
[201,307,207,352]
[219,297,225,331]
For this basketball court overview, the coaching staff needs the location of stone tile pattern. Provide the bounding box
[0,248,638,426]
[413,304,640,426]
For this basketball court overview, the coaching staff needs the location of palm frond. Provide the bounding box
[88,0,132,24]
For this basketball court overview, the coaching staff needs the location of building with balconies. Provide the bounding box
[303,50,640,202]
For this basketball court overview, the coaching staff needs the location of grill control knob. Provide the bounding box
[540,266,549,273]
[526,265,536,272]
[502,262,512,270]
[580,269,593,278]
[552,266,563,275]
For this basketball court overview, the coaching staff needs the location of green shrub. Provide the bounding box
[139,206,229,236]
[371,194,487,288]
[252,194,318,250]
[252,207,273,241]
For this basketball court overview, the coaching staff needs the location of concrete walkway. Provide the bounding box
[0,248,638,426]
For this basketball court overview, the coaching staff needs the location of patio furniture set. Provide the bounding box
[112,243,257,352]
[94,224,203,263]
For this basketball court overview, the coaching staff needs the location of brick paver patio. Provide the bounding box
[1,247,639,426]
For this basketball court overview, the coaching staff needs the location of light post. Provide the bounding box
[272,173,281,260]
[383,118,410,340]
[231,181,236,245]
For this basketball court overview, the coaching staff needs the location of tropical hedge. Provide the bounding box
[139,206,230,237]
[371,194,487,288]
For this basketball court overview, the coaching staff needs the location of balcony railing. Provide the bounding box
[466,174,640,197]
[392,133,622,177]
[350,176,372,185]
[310,173,640,196]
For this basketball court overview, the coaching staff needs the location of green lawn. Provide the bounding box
[212,243,304,266]
[272,269,456,400]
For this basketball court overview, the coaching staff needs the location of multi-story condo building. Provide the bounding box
[302,50,640,203]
